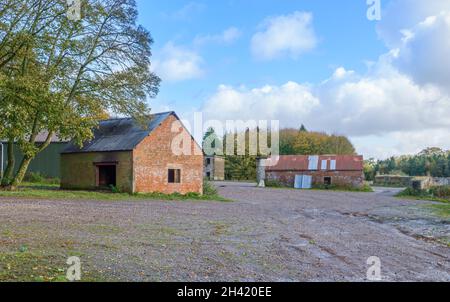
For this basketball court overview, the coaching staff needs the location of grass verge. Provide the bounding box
[396,187,450,204]
[265,180,373,192]
[0,183,231,202]
[0,251,106,282]
[396,187,450,220]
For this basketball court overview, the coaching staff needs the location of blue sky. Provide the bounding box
[135,0,450,159]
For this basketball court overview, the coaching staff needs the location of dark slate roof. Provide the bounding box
[62,111,175,154]
[35,132,69,143]
[1,132,68,143]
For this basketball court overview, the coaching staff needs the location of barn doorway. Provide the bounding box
[97,165,117,188]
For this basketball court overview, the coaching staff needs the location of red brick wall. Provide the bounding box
[266,170,364,188]
[133,115,204,195]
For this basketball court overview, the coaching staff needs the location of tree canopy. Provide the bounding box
[0,0,160,188]
[364,148,450,181]
[223,126,356,181]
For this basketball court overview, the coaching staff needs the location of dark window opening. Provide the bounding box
[206,172,211,179]
[168,169,181,184]
[324,177,332,186]
[206,158,211,165]
[98,165,116,188]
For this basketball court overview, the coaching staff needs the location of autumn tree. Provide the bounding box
[0,0,160,189]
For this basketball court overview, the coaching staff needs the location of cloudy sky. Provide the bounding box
[137,0,450,159]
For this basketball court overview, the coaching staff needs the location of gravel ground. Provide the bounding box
[0,183,448,282]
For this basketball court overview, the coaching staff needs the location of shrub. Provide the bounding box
[314,183,373,192]
[398,186,450,202]
[109,185,121,194]
[23,172,60,185]
[24,172,45,183]
[429,186,450,198]
[203,179,218,197]
[265,180,288,188]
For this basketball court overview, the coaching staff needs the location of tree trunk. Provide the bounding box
[9,131,54,189]
[1,140,15,187]
[10,156,33,190]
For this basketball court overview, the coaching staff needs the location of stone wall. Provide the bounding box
[412,177,450,190]
[266,170,364,188]
[374,175,413,187]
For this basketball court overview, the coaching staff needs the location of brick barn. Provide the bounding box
[60,112,203,195]
[264,155,365,188]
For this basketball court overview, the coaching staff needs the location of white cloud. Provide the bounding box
[388,11,450,89]
[202,68,450,134]
[251,11,318,60]
[194,27,242,46]
[353,128,450,159]
[202,82,320,122]
[197,2,450,158]
[315,68,450,137]
[152,42,205,82]
[376,0,450,48]
[200,64,450,159]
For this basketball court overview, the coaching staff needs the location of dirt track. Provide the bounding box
[0,183,448,281]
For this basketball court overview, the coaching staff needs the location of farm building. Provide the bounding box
[60,112,204,195]
[204,156,225,181]
[1,133,68,179]
[264,155,365,189]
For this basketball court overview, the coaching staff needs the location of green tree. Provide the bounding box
[203,127,222,156]
[0,0,160,189]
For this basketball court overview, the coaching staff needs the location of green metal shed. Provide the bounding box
[1,134,68,179]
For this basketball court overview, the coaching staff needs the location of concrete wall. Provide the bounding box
[60,151,133,192]
[133,115,204,195]
[412,177,450,190]
[266,170,364,188]
[374,176,413,187]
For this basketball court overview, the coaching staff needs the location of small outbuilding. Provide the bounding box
[60,112,203,195]
[204,156,225,181]
[264,155,365,189]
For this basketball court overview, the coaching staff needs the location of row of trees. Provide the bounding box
[203,126,357,181]
[364,148,450,181]
[0,0,160,189]
[279,126,355,156]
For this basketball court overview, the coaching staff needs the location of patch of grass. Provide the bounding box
[0,183,231,202]
[203,179,218,196]
[24,172,60,185]
[265,180,373,192]
[0,251,105,282]
[312,184,374,193]
[423,204,450,219]
[208,221,230,236]
[265,180,288,188]
[397,187,450,204]
[86,224,123,236]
